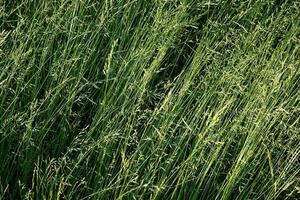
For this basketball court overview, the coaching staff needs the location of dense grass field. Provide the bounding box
[0,0,299,199]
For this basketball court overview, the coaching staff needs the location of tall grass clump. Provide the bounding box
[0,0,299,199]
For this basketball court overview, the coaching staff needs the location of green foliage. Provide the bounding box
[0,0,299,199]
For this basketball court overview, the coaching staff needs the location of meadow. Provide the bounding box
[0,0,299,199]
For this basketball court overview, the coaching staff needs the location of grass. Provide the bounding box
[0,0,299,199]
